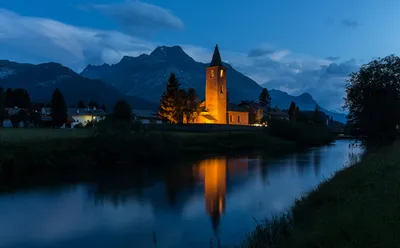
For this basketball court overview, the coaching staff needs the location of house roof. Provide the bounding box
[209,44,223,67]
[201,114,217,121]
[227,103,248,112]
[67,108,108,117]
[132,109,158,119]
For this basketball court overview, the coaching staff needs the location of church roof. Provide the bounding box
[209,44,223,67]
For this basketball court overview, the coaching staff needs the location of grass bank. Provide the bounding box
[0,120,335,177]
[241,142,400,248]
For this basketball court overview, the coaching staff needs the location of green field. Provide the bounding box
[0,128,90,143]
[242,143,400,248]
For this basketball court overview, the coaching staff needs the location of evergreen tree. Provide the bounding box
[113,99,132,122]
[78,100,86,108]
[312,104,321,124]
[158,73,181,123]
[288,101,296,118]
[51,88,67,127]
[0,87,5,127]
[259,88,271,106]
[292,106,300,122]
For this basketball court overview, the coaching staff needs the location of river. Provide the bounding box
[0,140,362,248]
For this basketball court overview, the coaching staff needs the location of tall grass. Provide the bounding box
[241,143,400,248]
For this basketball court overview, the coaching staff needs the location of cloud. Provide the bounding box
[325,56,340,61]
[248,48,275,57]
[0,8,157,70]
[341,19,359,29]
[85,0,183,34]
[0,8,359,111]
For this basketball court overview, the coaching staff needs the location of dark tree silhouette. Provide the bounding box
[51,88,67,127]
[345,55,400,144]
[113,99,132,122]
[5,88,31,109]
[312,105,321,124]
[78,100,86,108]
[288,101,296,119]
[88,100,99,109]
[259,88,271,106]
[0,87,5,127]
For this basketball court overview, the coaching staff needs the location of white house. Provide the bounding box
[68,107,108,128]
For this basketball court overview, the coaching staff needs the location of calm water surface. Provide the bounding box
[0,140,362,248]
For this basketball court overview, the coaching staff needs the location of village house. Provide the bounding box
[132,109,162,124]
[39,106,108,128]
[189,45,249,125]
[67,107,108,128]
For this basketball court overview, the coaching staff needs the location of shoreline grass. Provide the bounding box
[240,142,400,248]
[0,121,335,181]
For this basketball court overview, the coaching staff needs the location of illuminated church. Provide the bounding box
[190,45,249,125]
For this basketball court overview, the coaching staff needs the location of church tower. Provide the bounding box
[205,45,227,124]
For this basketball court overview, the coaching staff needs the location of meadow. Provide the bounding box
[0,128,89,143]
[241,142,399,248]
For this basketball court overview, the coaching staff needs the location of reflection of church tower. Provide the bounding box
[198,158,227,232]
[205,45,227,124]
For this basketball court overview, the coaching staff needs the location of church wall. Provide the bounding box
[227,111,249,126]
[205,67,227,124]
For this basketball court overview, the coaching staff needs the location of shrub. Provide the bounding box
[268,119,335,146]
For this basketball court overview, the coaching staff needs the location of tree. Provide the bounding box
[248,105,257,124]
[5,88,31,109]
[292,106,300,122]
[158,73,181,123]
[0,87,5,127]
[78,100,86,108]
[113,99,132,122]
[101,104,107,112]
[184,88,200,123]
[312,104,321,124]
[88,100,99,109]
[175,89,187,124]
[259,88,271,106]
[51,88,67,127]
[287,101,296,119]
[345,55,400,144]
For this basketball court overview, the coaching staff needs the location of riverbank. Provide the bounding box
[241,142,400,248]
[0,121,335,178]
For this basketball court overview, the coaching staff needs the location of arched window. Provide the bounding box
[220,70,224,77]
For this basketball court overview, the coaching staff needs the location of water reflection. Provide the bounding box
[0,140,363,248]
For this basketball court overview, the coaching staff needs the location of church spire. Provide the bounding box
[209,44,223,67]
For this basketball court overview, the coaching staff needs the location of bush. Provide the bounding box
[268,119,335,146]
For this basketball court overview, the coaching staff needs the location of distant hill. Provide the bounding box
[0,60,157,110]
[81,46,346,122]
[268,89,347,123]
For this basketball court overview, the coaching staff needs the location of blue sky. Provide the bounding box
[0,0,399,111]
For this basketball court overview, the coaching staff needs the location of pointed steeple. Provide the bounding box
[209,44,223,67]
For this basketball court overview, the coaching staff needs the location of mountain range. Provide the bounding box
[0,46,347,123]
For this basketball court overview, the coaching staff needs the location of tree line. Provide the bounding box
[0,87,108,128]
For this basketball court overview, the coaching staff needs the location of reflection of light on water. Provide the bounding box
[197,158,227,232]
[195,157,250,232]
